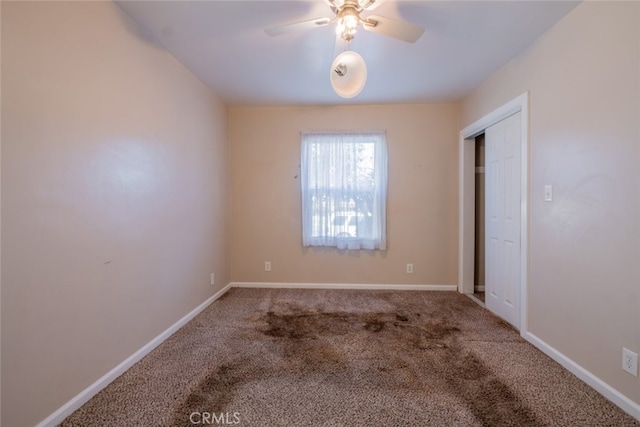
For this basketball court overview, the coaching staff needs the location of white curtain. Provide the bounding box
[301,131,387,250]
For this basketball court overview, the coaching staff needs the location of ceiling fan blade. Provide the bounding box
[360,0,386,11]
[363,15,425,43]
[265,17,332,37]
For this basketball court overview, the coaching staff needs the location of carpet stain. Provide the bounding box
[261,309,459,345]
[262,310,352,339]
[443,348,543,426]
[169,359,265,427]
[256,303,542,426]
[170,301,542,426]
[363,318,385,333]
[395,314,409,322]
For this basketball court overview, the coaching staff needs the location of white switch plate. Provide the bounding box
[210,273,215,286]
[544,184,553,202]
[265,261,272,272]
[622,347,638,377]
[406,263,414,274]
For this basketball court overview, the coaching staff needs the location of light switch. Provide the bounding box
[544,185,553,202]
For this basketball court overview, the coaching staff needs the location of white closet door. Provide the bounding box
[485,112,521,329]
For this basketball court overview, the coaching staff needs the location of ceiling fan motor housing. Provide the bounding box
[326,0,377,14]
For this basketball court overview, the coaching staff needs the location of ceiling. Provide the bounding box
[115,1,579,106]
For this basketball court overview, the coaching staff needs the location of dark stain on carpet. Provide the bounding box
[363,318,386,333]
[262,310,353,339]
[444,348,542,426]
[169,359,264,427]
[396,314,409,322]
[170,301,542,427]
[261,309,460,344]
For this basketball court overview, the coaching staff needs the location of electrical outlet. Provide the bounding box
[622,348,638,377]
[210,273,215,286]
[264,261,272,272]
[406,263,414,274]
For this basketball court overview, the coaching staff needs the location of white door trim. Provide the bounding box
[458,92,529,332]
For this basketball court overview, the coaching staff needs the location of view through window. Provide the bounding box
[300,131,387,250]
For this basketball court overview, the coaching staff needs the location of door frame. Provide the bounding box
[458,92,529,332]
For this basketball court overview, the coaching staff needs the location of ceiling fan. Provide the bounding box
[265,0,425,44]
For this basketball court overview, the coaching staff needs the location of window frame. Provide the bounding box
[300,131,387,250]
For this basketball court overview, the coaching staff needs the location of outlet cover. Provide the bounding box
[406,263,414,274]
[210,273,215,286]
[265,261,272,272]
[622,348,638,377]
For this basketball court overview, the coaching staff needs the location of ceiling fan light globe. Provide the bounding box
[330,50,367,98]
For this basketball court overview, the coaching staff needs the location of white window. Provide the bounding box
[300,131,387,250]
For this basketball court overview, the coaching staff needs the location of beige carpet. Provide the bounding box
[62,288,639,426]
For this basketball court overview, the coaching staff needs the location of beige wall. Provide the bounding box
[1,2,230,426]
[229,104,459,285]
[462,1,640,406]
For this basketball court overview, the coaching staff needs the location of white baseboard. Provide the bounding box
[35,283,232,427]
[230,282,457,291]
[474,285,485,292]
[523,331,640,421]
